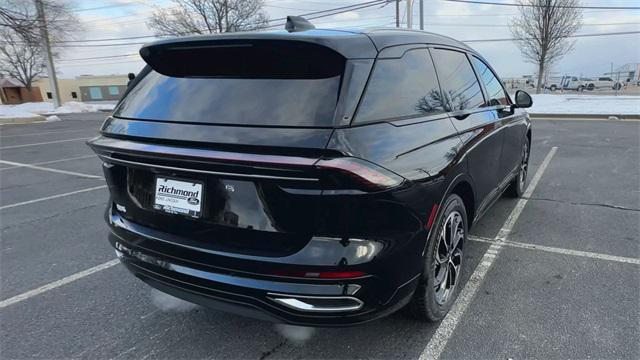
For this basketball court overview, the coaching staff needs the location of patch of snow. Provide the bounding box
[529,94,640,115]
[46,115,61,122]
[0,101,115,119]
[0,102,51,118]
[47,101,115,114]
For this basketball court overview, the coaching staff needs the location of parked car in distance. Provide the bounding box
[585,77,623,91]
[544,77,563,91]
[88,18,533,327]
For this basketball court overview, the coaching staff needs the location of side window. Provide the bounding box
[430,49,485,111]
[355,48,445,123]
[471,56,510,106]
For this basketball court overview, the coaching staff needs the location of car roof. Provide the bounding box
[360,27,474,53]
[140,27,475,60]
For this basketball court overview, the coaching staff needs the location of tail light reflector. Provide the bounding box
[315,157,404,191]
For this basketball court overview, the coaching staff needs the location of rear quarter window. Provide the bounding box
[471,56,511,106]
[430,49,485,111]
[354,48,445,123]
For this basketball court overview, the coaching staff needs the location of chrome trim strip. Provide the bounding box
[98,154,319,182]
[266,292,364,313]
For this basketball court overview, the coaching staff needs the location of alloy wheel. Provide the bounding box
[433,211,464,305]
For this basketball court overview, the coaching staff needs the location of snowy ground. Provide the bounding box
[529,94,640,115]
[2,95,639,120]
[0,101,116,119]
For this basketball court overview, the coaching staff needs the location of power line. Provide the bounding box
[56,18,638,44]
[425,22,640,28]
[58,54,140,62]
[51,1,390,47]
[54,29,639,66]
[442,0,640,10]
[72,1,148,13]
[463,30,640,43]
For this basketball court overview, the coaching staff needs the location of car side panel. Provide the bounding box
[496,108,529,179]
[449,109,504,210]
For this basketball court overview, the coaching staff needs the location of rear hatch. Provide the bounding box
[89,36,404,257]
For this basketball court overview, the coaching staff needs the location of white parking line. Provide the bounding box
[0,154,96,171]
[0,259,120,309]
[420,146,558,360]
[0,160,103,179]
[0,185,107,210]
[0,137,91,150]
[0,129,92,138]
[469,236,640,265]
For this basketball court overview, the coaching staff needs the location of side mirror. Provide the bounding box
[127,72,135,81]
[514,90,532,108]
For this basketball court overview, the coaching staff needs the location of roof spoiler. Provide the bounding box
[285,16,315,32]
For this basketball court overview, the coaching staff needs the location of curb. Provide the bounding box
[0,115,45,125]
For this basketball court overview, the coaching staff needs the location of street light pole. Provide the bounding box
[419,0,424,30]
[395,0,400,28]
[34,0,61,108]
[407,0,413,29]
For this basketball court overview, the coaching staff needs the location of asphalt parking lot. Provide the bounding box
[1,114,638,359]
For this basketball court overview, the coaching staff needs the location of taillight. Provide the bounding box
[315,157,404,191]
[272,270,366,279]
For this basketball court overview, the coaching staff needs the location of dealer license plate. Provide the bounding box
[154,177,203,218]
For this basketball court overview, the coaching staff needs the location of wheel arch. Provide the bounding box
[435,172,477,231]
[449,179,476,229]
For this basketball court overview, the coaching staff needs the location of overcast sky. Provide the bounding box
[57,0,640,79]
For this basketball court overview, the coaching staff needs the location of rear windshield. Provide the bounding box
[114,41,345,127]
[114,72,340,127]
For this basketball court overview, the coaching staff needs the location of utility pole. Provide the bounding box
[35,0,61,108]
[407,0,413,29]
[224,0,229,32]
[419,0,424,30]
[395,0,400,28]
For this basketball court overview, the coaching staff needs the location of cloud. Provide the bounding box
[333,11,360,21]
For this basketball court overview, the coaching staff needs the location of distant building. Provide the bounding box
[0,77,43,104]
[604,63,640,82]
[34,74,129,103]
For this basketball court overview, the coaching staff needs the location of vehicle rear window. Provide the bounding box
[354,48,445,123]
[114,71,341,127]
[430,49,485,111]
[114,41,345,127]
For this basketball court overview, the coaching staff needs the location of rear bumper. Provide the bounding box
[108,210,420,326]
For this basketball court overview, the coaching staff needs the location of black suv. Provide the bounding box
[88,23,532,326]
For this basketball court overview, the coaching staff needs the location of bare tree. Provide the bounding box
[1,0,39,41]
[0,28,44,91]
[1,0,76,41]
[509,0,582,93]
[148,0,269,36]
[0,0,79,89]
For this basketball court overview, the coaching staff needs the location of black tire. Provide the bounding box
[505,139,530,198]
[587,83,595,91]
[549,85,557,91]
[613,83,622,90]
[407,194,467,322]
[577,85,584,92]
